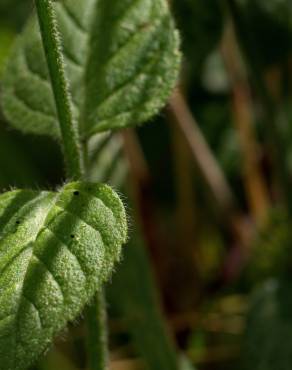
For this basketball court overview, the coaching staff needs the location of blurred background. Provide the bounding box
[1,0,292,369]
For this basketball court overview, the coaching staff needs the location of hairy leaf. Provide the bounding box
[2,0,180,138]
[0,181,127,370]
[83,0,181,134]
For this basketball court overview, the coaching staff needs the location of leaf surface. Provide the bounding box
[0,181,127,370]
[1,0,180,138]
[83,0,180,134]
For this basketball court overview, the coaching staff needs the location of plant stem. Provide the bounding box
[35,3,107,369]
[167,90,253,278]
[85,289,108,370]
[34,0,84,179]
[223,0,292,215]
[221,22,270,225]
[168,90,237,217]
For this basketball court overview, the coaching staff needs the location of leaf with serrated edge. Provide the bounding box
[0,181,127,370]
[83,0,181,135]
[1,0,180,138]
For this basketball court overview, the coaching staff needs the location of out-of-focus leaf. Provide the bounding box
[179,355,197,370]
[202,50,230,94]
[244,279,292,370]
[88,132,128,189]
[0,0,31,29]
[248,209,291,282]
[107,230,180,370]
[0,27,15,77]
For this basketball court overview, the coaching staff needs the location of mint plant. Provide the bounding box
[0,0,180,369]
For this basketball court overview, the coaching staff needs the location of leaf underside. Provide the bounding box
[1,0,181,138]
[88,132,128,187]
[0,182,127,370]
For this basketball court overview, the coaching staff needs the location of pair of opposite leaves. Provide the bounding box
[0,0,180,369]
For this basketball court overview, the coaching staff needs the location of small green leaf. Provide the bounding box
[1,0,180,138]
[0,181,127,370]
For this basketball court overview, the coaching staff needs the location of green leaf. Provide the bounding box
[0,181,127,370]
[0,26,15,78]
[88,132,128,187]
[2,0,180,138]
[83,0,180,135]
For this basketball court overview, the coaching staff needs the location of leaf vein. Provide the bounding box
[22,295,43,329]
[43,226,88,283]
[31,253,65,304]
[60,2,88,35]
[11,90,57,120]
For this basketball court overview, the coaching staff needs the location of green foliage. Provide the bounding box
[83,0,181,134]
[179,356,197,370]
[0,27,15,78]
[2,0,180,138]
[0,0,30,29]
[108,230,180,370]
[243,279,292,370]
[0,181,127,370]
[88,133,128,188]
[248,209,292,282]
[0,0,181,367]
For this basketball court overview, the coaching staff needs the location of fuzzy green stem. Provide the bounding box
[35,0,84,179]
[85,289,108,370]
[224,0,292,216]
[35,3,108,369]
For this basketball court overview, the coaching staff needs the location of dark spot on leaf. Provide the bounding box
[16,220,20,225]
[70,234,75,239]
[73,191,79,196]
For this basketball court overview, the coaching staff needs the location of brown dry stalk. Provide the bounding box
[167,89,254,279]
[221,23,270,225]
